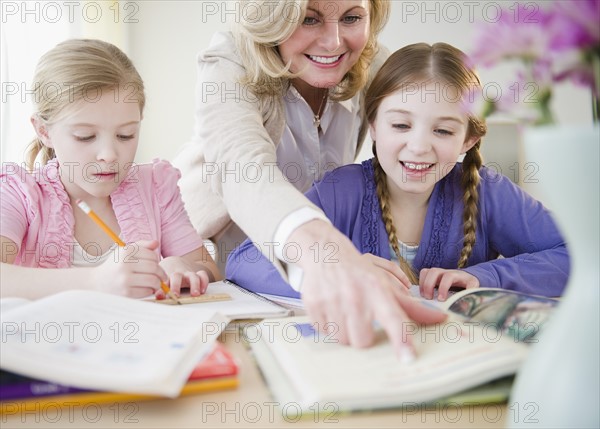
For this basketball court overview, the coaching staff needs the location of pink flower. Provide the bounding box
[495,62,554,125]
[548,0,600,95]
[470,4,553,66]
[549,0,600,52]
[470,1,600,124]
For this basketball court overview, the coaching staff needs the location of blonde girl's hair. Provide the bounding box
[365,43,488,282]
[233,0,390,101]
[26,39,145,169]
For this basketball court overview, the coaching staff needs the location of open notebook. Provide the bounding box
[152,280,293,319]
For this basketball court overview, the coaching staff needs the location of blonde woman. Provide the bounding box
[175,0,443,358]
[0,39,220,299]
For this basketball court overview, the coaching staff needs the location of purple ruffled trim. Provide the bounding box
[361,160,380,255]
[36,159,74,268]
[421,179,453,268]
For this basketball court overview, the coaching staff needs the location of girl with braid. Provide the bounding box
[226,43,569,301]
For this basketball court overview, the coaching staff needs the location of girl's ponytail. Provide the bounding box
[25,138,55,171]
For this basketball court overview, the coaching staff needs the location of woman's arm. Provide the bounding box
[175,32,314,249]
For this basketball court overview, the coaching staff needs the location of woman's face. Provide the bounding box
[279,0,371,93]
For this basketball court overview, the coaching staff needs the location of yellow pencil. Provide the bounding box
[76,199,181,304]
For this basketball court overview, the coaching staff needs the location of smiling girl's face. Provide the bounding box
[370,81,477,199]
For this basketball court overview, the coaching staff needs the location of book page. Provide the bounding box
[0,290,229,397]
[409,286,559,342]
[152,281,292,319]
[440,288,559,342]
[249,316,528,412]
[257,293,304,312]
[0,298,31,313]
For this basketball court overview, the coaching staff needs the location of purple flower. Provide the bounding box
[548,0,600,95]
[549,0,600,52]
[470,4,553,66]
[493,62,555,125]
[470,1,600,123]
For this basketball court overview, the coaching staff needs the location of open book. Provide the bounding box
[0,290,229,397]
[0,343,238,413]
[248,288,558,416]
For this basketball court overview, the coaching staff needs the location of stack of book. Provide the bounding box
[0,281,293,415]
[0,343,239,413]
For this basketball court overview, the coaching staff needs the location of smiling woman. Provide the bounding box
[174,0,391,264]
[172,0,450,358]
[277,1,371,108]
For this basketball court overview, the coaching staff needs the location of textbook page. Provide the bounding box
[438,287,559,342]
[0,290,229,397]
[0,297,30,313]
[248,315,528,415]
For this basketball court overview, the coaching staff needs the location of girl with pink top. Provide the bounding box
[0,39,221,299]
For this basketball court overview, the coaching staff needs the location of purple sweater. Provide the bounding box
[226,160,569,298]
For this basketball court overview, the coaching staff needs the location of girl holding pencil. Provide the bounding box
[0,39,221,300]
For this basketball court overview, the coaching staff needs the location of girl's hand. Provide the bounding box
[158,256,211,298]
[93,240,168,298]
[361,253,411,291]
[419,268,480,301]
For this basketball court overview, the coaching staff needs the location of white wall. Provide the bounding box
[2,1,594,167]
[128,0,593,168]
[127,1,231,162]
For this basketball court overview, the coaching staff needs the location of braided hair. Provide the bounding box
[365,43,488,279]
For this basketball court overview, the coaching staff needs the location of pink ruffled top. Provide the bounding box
[1,159,204,268]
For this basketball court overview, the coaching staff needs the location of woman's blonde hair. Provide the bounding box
[26,39,145,169]
[365,43,488,283]
[233,0,390,100]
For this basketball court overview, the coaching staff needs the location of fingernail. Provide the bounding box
[418,299,446,312]
[398,346,416,364]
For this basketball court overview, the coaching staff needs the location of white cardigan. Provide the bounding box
[174,31,387,262]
